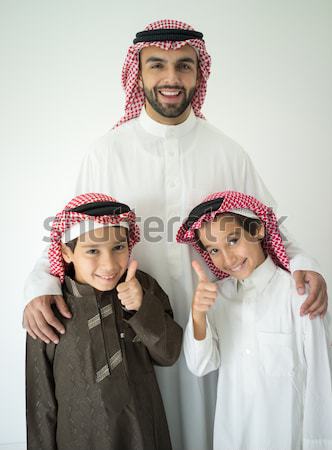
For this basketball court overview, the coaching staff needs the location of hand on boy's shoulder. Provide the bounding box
[116,260,143,312]
[192,260,218,316]
[23,294,72,344]
[292,270,328,319]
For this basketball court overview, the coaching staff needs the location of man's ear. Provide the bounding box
[61,243,74,264]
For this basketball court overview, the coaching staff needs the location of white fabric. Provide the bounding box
[184,256,332,450]
[24,107,322,450]
[61,220,129,243]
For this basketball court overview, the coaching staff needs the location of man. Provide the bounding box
[23,20,327,450]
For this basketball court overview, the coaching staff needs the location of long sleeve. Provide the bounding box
[183,312,221,377]
[302,315,332,449]
[24,245,62,303]
[127,272,183,366]
[241,151,322,274]
[26,335,57,450]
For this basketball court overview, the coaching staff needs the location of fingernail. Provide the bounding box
[298,288,305,295]
[53,338,59,344]
[45,339,50,344]
[60,329,65,334]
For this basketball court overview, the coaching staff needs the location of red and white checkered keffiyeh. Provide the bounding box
[49,193,140,283]
[176,191,290,280]
[114,19,211,128]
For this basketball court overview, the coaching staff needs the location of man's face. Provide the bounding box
[62,226,129,291]
[139,45,200,124]
[198,215,266,280]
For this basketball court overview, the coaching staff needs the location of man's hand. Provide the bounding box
[116,260,143,311]
[23,295,72,344]
[293,270,328,318]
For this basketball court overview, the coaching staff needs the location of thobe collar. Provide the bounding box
[64,276,95,297]
[138,106,197,138]
[237,256,277,294]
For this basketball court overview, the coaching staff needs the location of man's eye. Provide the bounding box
[151,63,163,69]
[178,63,191,71]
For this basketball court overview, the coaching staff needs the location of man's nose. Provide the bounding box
[162,66,181,85]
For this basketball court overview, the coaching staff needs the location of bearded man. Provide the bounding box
[23,19,328,450]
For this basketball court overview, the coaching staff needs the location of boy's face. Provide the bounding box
[198,215,266,280]
[62,226,129,291]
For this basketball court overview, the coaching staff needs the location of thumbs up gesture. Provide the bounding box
[192,260,217,316]
[116,260,143,311]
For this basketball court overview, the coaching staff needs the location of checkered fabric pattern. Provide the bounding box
[176,191,290,280]
[49,193,140,283]
[114,19,211,128]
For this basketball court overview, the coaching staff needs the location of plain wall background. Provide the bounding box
[1,0,331,447]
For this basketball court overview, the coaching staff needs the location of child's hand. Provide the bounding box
[116,260,143,311]
[192,260,217,317]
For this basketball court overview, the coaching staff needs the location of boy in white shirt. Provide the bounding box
[177,190,332,450]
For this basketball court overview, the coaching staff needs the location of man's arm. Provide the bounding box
[241,151,328,317]
[302,315,332,449]
[23,247,71,344]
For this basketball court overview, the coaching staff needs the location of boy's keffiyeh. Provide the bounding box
[176,191,290,279]
[49,193,140,283]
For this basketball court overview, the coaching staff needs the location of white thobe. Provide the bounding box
[184,257,332,450]
[25,108,322,450]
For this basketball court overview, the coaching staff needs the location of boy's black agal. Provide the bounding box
[68,201,131,216]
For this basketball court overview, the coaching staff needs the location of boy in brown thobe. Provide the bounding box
[26,193,182,450]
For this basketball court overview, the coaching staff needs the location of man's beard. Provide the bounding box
[143,84,196,118]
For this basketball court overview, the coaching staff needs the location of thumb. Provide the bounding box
[125,259,138,282]
[293,270,306,295]
[54,295,72,318]
[192,260,209,283]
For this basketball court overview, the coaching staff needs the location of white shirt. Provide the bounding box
[184,257,332,450]
[24,108,322,450]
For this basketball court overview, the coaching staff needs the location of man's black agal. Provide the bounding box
[186,198,224,228]
[133,29,204,44]
[68,201,131,216]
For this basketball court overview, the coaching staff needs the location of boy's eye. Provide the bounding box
[86,249,99,255]
[209,248,218,256]
[227,238,239,246]
[113,243,127,252]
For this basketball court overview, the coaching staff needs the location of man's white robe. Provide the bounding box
[25,108,320,450]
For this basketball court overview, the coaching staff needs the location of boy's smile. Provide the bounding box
[62,226,129,291]
[198,215,266,280]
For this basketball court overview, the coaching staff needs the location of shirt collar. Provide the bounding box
[64,276,95,297]
[238,256,277,294]
[138,106,197,138]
